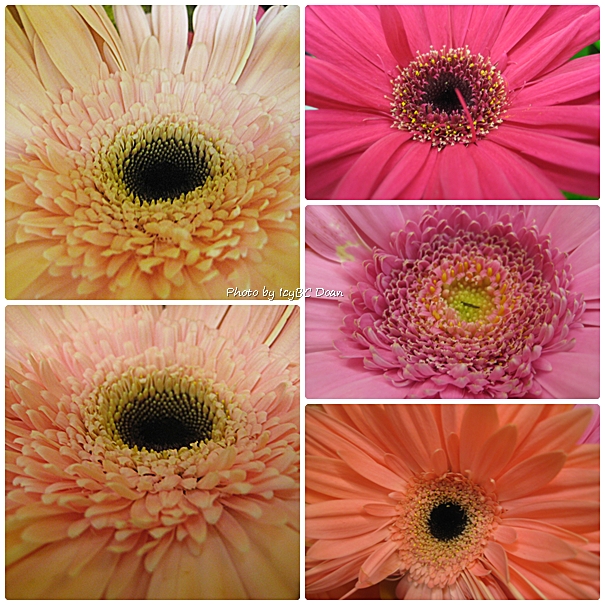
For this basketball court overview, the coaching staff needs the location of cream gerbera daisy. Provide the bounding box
[6,305,300,598]
[6,6,299,299]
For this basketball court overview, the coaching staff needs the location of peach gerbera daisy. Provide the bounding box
[306,404,599,599]
[6,6,299,299]
[6,305,299,598]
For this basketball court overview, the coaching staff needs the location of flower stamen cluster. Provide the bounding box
[391,46,508,150]
[391,472,501,589]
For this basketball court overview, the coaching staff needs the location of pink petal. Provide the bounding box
[569,231,600,301]
[423,6,454,48]
[438,144,484,200]
[372,141,436,199]
[540,206,599,254]
[537,327,599,398]
[305,206,364,261]
[307,6,396,80]
[305,298,345,354]
[306,58,391,112]
[490,6,549,59]
[333,132,412,200]
[504,11,593,88]
[306,107,383,138]
[306,351,404,399]
[306,152,359,200]
[340,206,407,250]
[514,54,599,107]
[528,160,599,198]
[306,115,392,168]
[378,6,413,66]
[506,6,599,84]
[466,144,518,198]
[505,105,599,143]
[396,7,432,57]
[462,6,510,57]
[489,125,599,175]
[476,139,564,199]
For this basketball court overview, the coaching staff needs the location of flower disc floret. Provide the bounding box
[392,472,501,589]
[391,46,508,150]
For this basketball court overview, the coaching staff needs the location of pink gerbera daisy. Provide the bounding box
[6,305,299,598]
[306,5,599,199]
[6,5,299,299]
[306,404,600,599]
[306,205,599,398]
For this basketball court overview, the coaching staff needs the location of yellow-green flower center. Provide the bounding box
[443,279,495,323]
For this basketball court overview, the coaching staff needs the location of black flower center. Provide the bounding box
[116,389,215,452]
[122,138,211,204]
[422,73,473,113]
[428,501,469,541]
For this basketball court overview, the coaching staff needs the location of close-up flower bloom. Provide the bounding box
[6,305,300,598]
[306,5,599,199]
[306,404,600,599]
[6,5,299,299]
[306,205,599,398]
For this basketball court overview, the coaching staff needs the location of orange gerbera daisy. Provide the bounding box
[6,6,299,299]
[306,404,599,599]
[6,305,299,598]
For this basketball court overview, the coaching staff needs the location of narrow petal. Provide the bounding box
[151,5,188,73]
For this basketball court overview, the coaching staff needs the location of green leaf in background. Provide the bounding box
[563,191,599,200]
[571,41,600,60]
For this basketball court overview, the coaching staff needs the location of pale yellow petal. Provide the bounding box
[73,5,128,71]
[6,243,52,299]
[239,6,300,91]
[32,33,70,96]
[6,34,51,114]
[20,6,103,89]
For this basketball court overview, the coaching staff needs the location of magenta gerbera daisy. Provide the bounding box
[306,205,599,398]
[6,305,299,598]
[306,404,600,599]
[306,5,599,199]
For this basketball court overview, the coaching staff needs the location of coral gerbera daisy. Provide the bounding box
[306,205,599,399]
[6,305,300,598]
[306,5,599,199]
[6,5,299,299]
[306,404,600,599]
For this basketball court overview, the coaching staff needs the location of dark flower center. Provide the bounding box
[93,117,235,207]
[88,369,229,453]
[391,46,508,149]
[422,74,473,114]
[122,137,211,204]
[428,501,469,541]
[116,389,215,452]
